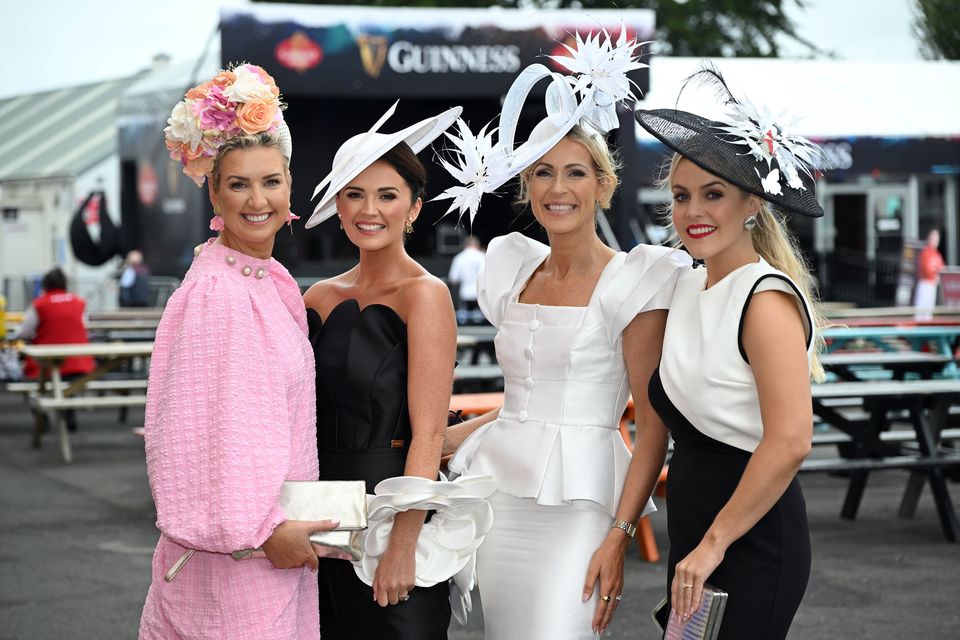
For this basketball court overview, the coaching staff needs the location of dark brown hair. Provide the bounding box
[380,142,427,203]
[42,267,67,292]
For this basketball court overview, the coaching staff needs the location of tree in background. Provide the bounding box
[913,0,960,59]
[256,0,820,58]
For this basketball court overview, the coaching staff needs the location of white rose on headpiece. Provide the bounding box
[223,66,276,103]
[164,101,203,151]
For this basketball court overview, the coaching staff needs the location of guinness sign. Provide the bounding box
[221,7,653,98]
[357,35,389,78]
[386,42,521,74]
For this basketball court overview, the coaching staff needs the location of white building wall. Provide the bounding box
[0,153,121,310]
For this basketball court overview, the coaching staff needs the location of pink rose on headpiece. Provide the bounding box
[236,100,279,135]
[194,86,235,132]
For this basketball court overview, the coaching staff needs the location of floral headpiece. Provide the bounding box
[164,64,288,187]
[433,26,648,224]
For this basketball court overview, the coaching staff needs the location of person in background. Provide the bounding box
[914,228,945,321]
[118,249,152,307]
[447,236,485,325]
[17,267,94,431]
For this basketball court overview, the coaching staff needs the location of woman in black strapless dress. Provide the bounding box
[302,109,460,639]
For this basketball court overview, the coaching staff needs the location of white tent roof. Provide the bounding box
[635,57,960,140]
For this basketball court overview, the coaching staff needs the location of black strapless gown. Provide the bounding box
[308,299,451,640]
[649,368,810,640]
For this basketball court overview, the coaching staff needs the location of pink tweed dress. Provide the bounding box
[139,239,320,640]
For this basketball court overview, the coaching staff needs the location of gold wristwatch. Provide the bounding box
[612,519,637,538]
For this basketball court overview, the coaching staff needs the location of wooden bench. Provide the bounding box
[812,427,960,447]
[6,379,148,395]
[30,394,148,411]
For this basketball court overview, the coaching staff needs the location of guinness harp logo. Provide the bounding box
[357,34,389,78]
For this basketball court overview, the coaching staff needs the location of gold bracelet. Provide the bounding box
[612,519,637,538]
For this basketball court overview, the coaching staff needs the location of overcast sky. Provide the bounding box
[0,0,924,100]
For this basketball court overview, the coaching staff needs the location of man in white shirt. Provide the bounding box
[447,236,485,325]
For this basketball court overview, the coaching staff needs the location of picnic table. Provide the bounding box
[821,325,960,378]
[19,342,153,463]
[820,351,952,381]
[822,325,960,354]
[807,379,960,541]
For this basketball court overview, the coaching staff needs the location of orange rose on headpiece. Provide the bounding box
[236,100,278,134]
[184,157,215,185]
[210,70,236,89]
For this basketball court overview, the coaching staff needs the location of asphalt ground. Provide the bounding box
[1,390,958,639]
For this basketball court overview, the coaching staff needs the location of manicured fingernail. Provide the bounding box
[582,593,590,602]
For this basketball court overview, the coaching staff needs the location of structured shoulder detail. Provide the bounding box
[477,232,550,327]
[599,244,692,343]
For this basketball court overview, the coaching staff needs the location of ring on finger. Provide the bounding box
[682,584,694,590]
[600,594,612,603]
[615,594,623,601]
[399,593,410,602]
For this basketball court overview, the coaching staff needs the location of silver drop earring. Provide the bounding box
[744,215,758,231]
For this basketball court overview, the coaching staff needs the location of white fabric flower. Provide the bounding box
[547,26,648,135]
[164,100,202,150]
[432,119,509,225]
[351,474,496,624]
[222,66,275,103]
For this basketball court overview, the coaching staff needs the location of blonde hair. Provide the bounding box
[666,154,826,382]
[516,125,621,209]
[210,131,291,190]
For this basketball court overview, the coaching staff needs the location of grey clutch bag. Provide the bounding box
[232,480,368,562]
[652,584,728,640]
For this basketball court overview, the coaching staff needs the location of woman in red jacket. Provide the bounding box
[17,267,94,430]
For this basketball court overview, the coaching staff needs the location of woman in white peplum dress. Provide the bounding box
[443,127,690,638]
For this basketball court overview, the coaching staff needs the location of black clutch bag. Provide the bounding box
[652,584,728,640]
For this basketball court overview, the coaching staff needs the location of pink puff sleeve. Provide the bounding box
[144,270,293,554]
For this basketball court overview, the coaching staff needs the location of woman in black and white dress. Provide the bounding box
[634,69,827,639]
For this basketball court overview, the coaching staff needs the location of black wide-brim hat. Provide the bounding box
[634,108,824,218]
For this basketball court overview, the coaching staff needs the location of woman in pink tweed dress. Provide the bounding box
[139,66,338,640]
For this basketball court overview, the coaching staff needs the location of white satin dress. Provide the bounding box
[448,233,690,639]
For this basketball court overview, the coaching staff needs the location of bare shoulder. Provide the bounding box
[303,272,354,317]
[743,289,806,357]
[405,272,452,306]
[746,289,804,329]
[398,272,455,327]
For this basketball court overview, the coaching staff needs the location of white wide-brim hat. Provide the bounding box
[306,101,463,229]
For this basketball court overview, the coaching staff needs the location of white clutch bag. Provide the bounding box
[232,480,368,561]
[164,480,368,582]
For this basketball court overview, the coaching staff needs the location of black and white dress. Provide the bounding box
[649,258,814,640]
